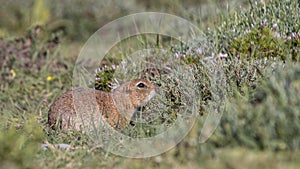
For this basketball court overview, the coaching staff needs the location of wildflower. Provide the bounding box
[204,53,214,60]
[261,19,267,27]
[10,69,16,78]
[245,29,251,33]
[195,48,203,55]
[292,32,299,40]
[218,53,228,58]
[111,64,116,70]
[271,23,277,31]
[274,32,281,38]
[121,60,127,68]
[95,67,104,74]
[47,76,54,81]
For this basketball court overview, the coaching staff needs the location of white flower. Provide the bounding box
[204,53,215,60]
[261,19,267,27]
[274,32,281,38]
[272,23,277,30]
[218,53,228,58]
[195,48,203,55]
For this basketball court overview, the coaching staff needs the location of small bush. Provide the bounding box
[208,63,300,151]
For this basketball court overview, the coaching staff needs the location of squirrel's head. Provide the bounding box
[114,79,158,108]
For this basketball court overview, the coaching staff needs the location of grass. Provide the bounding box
[1,0,300,168]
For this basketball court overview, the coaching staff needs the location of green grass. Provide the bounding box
[1,0,300,168]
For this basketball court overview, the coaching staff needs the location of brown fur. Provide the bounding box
[48,79,157,130]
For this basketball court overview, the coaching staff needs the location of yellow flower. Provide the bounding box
[47,76,54,81]
[10,69,16,78]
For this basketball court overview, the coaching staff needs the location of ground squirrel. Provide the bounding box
[48,79,158,131]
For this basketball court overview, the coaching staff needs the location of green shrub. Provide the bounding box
[207,0,300,61]
[208,63,300,150]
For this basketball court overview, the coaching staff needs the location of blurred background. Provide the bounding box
[0,0,248,41]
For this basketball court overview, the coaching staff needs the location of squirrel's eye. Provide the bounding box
[137,82,146,88]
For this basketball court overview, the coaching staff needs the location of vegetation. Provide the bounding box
[0,0,299,168]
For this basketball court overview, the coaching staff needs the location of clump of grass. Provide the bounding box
[0,116,43,169]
